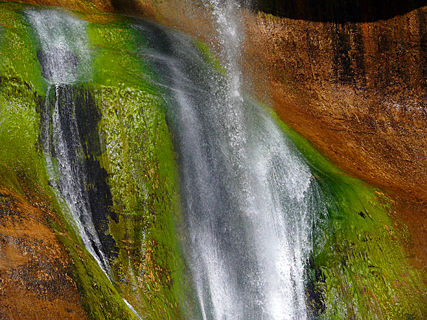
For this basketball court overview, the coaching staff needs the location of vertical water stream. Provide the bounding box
[27,5,323,319]
[27,9,144,319]
[26,9,114,273]
[133,10,322,318]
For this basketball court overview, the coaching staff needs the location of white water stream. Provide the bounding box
[133,6,321,317]
[26,8,143,319]
[26,5,323,319]
[26,8,110,273]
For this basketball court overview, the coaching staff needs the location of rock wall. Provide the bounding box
[0,0,426,318]
[253,0,427,22]
[241,4,427,271]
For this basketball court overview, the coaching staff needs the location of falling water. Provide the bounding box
[26,10,146,319]
[26,5,323,319]
[133,12,322,319]
[26,8,109,273]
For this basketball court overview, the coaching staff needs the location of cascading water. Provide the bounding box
[27,9,145,319]
[25,9,113,273]
[133,8,324,319]
[0,3,424,320]
[25,4,325,319]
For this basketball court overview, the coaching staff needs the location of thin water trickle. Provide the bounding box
[26,11,143,320]
[27,8,111,274]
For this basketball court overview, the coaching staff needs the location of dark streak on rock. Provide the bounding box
[254,0,427,23]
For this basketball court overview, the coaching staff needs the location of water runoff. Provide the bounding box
[26,8,142,319]
[132,0,325,318]
[27,4,325,320]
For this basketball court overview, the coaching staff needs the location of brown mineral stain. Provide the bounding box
[242,8,427,272]
[0,186,88,320]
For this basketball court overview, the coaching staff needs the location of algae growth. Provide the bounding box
[275,109,427,319]
[0,4,184,319]
[89,17,185,318]
[0,2,425,320]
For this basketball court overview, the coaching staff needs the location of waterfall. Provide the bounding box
[26,5,322,319]
[26,9,146,319]
[25,8,113,273]
[1,3,422,320]
[133,14,321,319]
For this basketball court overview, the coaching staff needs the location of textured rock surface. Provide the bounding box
[241,5,427,274]
[0,0,427,318]
[253,0,427,22]
[0,186,88,320]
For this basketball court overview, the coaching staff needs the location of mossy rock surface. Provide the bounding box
[0,2,426,320]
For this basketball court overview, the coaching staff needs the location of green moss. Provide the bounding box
[194,39,227,75]
[90,21,142,87]
[0,4,48,195]
[89,19,186,319]
[267,108,427,319]
[0,80,45,190]
[0,3,47,94]
[59,232,139,320]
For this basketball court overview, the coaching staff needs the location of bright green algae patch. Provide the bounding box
[88,16,185,319]
[1,2,426,320]
[0,3,48,194]
[0,5,184,320]
[271,109,427,319]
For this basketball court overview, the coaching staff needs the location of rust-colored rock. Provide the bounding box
[242,7,427,270]
[0,186,88,320]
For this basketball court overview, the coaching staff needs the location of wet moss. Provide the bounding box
[269,108,427,319]
[89,18,186,319]
[0,3,47,93]
[194,39,227,75]
[0,5,47,194]
[3,3,425,319]
[58,232,139,320]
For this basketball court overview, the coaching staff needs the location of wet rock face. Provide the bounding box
[245,6,427,199]
[243,3,427,271]
[0,187,88,320]
[51,86,118,262]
